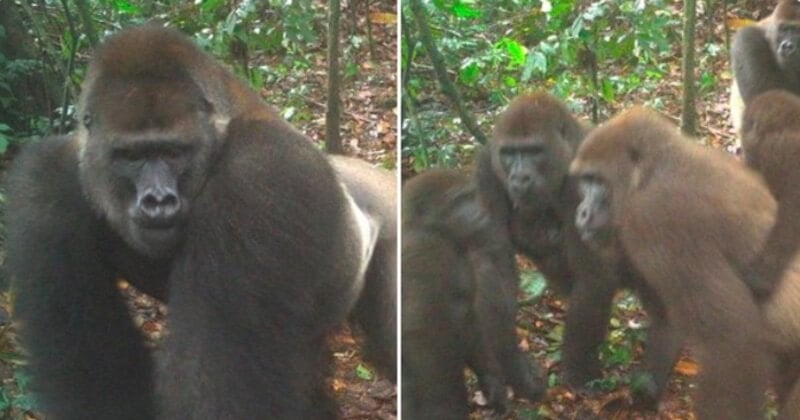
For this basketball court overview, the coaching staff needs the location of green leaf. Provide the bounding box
[281,107,296,121]
[630,371,656,392]
[602,342,633,366]
[452,3,481,19]
[601,79,615,103]
[113,0,141,14]
[547,371,559,388]
[525,50,548,78]
[0,390,9,410]
[200,0,225,13]
[519,270,547,300]
[344,63,359,79]
[587,375,620,392]
[550,0,576,20]
[0,352,23,364]
[498,38,526,67]
[355,364,374,380]
[546,324,564,342]
[458,61,480,85]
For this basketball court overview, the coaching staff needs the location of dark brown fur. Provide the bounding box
[401,170,507,419]
[7,24,387,419]
[739,90,800,298]
[741,90,800,418]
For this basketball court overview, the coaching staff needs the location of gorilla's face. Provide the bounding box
[494,134,570,211]
[78,76,222,258]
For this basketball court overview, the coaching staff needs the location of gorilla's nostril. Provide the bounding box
[781,40,796,54]
[138,189,180,224]
[578,208,589,223]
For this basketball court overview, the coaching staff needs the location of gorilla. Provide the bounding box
[5,24,393,419]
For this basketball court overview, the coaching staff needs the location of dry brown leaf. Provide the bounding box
[377,119,391,135]
[141,321,160,333]
[332,378,347,392]
[674,358,699,376]
[728,18,756,30]
[369,12,397,25]
[518,336,530,352]
[338,334,357,346]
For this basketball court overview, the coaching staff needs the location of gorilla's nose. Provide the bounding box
[510,173,532,190]
[137,187,181,227]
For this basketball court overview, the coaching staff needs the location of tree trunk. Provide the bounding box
[407,0,487,144]
[681,0,697,136]
[325,0,344,154]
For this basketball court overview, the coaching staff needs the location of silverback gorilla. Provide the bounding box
[5,24,394,419]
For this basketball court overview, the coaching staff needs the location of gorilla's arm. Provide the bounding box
[157,119,355,419]
[6,137,155,419]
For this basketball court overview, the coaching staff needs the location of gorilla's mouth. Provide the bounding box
[127,221,184,258]
[577,225,613,248]
[510,187,549,210]
[136,217,180,230]
[138,224,179,238]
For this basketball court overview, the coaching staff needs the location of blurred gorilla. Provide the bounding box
[729,0,800,145]
[401,170,511,419]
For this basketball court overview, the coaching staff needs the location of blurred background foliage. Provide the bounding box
[0,0,384,152]
[401,0,768,172]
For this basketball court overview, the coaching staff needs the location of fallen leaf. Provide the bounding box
[332,378,347,392]
[728,18,756,30]
[674,358,699,376]
[370,12,397,25]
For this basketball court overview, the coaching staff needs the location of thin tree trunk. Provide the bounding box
[365,0,377,61]
[74,0,98,46]
[681,0,697,136]
[58,0,80,133]
[407,0,487,144]
[325,0,344,154]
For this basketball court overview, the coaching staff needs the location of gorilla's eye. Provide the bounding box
[526,145,544,156]
[111,147,143,162]
[83,114,93,129]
